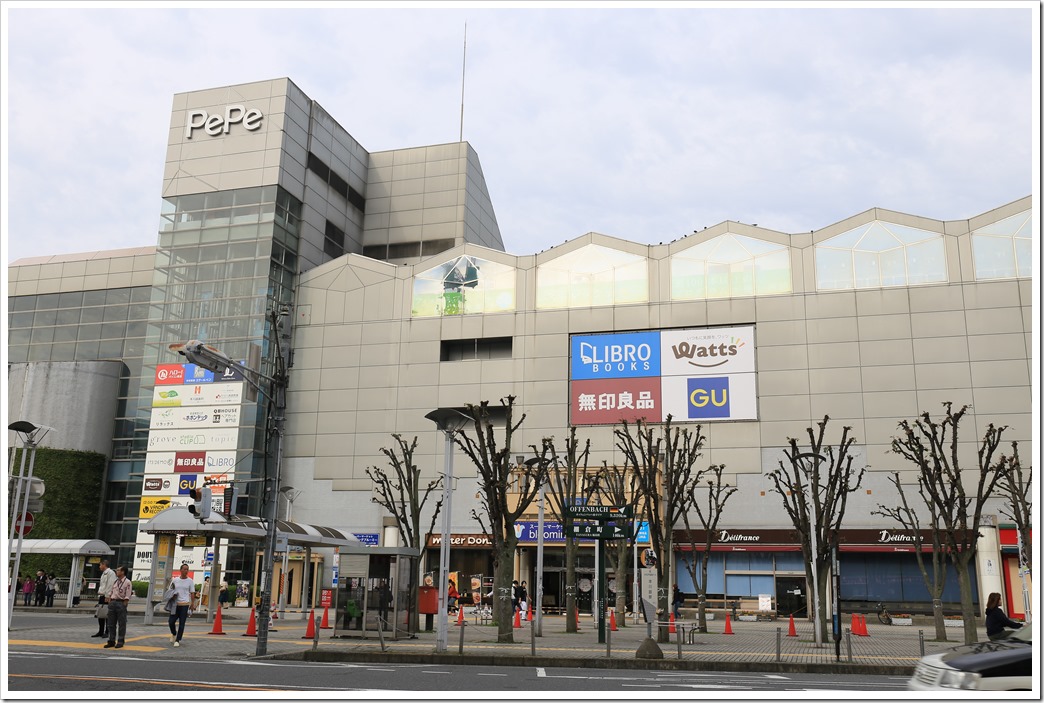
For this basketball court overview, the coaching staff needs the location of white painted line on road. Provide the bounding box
[366,668,396,672]
[765,674,790,679]
[422,670,452,674]
[536,667,546,677]
[476,673,507,677]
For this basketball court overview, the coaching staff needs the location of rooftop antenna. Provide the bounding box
[459,23,467,142]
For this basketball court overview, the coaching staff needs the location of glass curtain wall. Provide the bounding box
[123,184,302,579]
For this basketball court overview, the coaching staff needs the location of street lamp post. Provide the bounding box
[278,486,300,618]
[523,456,547,637]
[169,305,291,657]
[7,421,54,628]
[424,407,471,653]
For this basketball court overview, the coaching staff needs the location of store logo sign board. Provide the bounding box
[570,331,660,380]
[185,105,264,139]
[570,326,757,425]
[152,382,243,407]
[155,364,186,385]
[150,405,241,430]
[147,427,239,452]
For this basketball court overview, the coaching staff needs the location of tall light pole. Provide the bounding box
[277,485,300,618]
[7,421,54,627]
[169,304,291,656]
[424,407,470,653]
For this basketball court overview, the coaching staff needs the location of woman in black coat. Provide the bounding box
[984,591,1022,641]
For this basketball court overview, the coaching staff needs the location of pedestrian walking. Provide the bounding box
[672,584,684,619]
[519,581,529,612]
[511,580,520,613]
[103,565,132,649]
[218,580,229,609]
[45,573,57,607]
[93,560,116,638]
[22,576,33,606]
[166,563,195,647]
[447,578,459,613]
[985,592,1023,641]
[200,577,210,612]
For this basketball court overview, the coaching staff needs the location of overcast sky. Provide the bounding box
[2,3,1037,265]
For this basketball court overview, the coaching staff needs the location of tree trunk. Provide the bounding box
[565,537,577,633]
[493,543,516,643]
[657,557,670,643]
[697,552,709,632]
[931,598,948,641]
[955,558,977,645]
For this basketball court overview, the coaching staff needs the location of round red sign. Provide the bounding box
[15,512,34,536]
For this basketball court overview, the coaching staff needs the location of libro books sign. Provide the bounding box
[569,325,757,425]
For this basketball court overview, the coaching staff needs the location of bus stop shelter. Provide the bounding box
[8,538,114,608]
[139,507,368,624]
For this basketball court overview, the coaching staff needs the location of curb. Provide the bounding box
[274,649,913,676]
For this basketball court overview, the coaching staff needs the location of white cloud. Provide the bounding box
[3,5,1034,263]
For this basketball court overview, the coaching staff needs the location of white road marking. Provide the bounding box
[765,674,790,679]
[536,667,546,677]
[476,673,507,676]
[422,670,451,674]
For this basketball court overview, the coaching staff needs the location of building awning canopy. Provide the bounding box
[138,506,365,549]
[9,538,114,556]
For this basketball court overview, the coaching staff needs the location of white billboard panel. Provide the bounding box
[152,382,243,407]
[660,373,758,421]
[149,405,241,429]
[660,325,756,376]
[146,427,240,452]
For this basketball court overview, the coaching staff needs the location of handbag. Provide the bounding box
[95,603,109,619]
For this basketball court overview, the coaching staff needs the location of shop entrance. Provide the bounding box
[775,576,807,616]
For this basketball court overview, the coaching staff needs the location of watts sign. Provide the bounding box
[569,325,757,425]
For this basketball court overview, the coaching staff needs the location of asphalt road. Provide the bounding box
[8,651,912,694]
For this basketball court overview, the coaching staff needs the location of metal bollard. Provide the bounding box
[530,616,535,656]
[845,628,852,663]
[312,615,320,651]
[677,623,683,660]
[459,619,466,655]
[918,629,925,657]
[377,619,387,652]
[776,627,782,663]
[606,612,612,658]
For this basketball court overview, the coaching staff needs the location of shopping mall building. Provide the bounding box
[7,78,1035,619]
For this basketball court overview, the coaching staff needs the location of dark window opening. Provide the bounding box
[441,337,513,361]
[387,242,421,259]
[307,152,365,212]
[421,239,456,257]
[362,245,387,260]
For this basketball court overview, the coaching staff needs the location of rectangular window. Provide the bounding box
[440,337,513,361]
[387,242,421,259]
[362,245,387,260]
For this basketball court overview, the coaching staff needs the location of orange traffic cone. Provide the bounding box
[723,613,734,635]
[271,606,278,620]
[513,608,521,628]
[861,614,870,637]
[207,604,227,635]
[669,612,677,634]
[242,607,257,637]
[319,606,332,629]
[301,609,316,639]
[527,605,533,622]
[787,613,797,637]
[456,605,465,626]
[850,613,859,634]
[575,607,581,631]
[609,609,618,632]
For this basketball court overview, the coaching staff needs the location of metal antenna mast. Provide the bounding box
[459,23,467,142]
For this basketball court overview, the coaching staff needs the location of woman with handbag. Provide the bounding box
[166,563,195,647]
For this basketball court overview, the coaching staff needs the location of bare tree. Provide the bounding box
[616,416,706,642]
[453,396,547,643]
[996,441,1031,572]
[872,471,950,641]
[890,402,1006,645]
[592,457,643,628]
[532,428,594,633]
[679,463,737,633]
[767,416,865,644]
[364,434,443,633]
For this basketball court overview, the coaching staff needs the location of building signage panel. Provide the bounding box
[174,451,206,473]
[570,331,661,380]
[660,326,755,376]
[177,475,198,495]
[569,326,757,426]
[139,496,186,518]
[152,382,244,407]
[351,533,380,546]
[185,105,264,139]
[144,453,176,473]
[570,377,661,425]
[660,374,757,421]
[183,364,216,384]
[155,364,186,385]
[150,405,241,430]
[425,533,494,548]
[147,427,240,452]
[142,475,175,493]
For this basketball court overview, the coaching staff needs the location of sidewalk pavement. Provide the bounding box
[8,604,985,676]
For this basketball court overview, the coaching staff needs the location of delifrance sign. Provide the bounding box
[570,326,757,425]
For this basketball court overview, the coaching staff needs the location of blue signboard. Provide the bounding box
[570,331,660,380]
[177,475,198,495]
[182,364,216,384]
[686,376,731,419]
[351,533,380,547]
